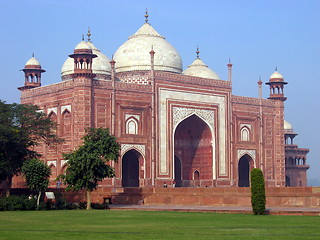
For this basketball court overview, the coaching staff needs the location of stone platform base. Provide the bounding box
[55,186,320,208]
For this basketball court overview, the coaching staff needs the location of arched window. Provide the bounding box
[48,112,57,133]
[240,127,250,141]
[193,170,200,180]
[62,110,71,135]
[126,117,138,134]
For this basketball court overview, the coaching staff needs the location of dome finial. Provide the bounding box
[87,27,91,42]
[145,8,149,23]
[82,35,84,41]
[275,66,278,71]
[32,53,34,58]
[196,45,200,59]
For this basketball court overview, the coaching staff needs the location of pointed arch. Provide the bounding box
[62,109,71,134]
[125,117,139,134]
[48,111,57,133]
[174,114,213,187]
[240,127,250,141]
[238,154,254,187]
[122,149,142,187]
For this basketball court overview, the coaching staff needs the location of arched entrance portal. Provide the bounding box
[174,114,213,187]
[122,150,141,187]
[238,154,254,187]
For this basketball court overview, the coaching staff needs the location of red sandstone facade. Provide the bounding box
[15,18,309,189]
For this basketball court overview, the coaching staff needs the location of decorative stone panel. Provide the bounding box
[237,149,256,160]
[173,107,214,130]
[61,105,72,113]
[47,160,57,167]
[47,107,57,115]
[121,144,145,157]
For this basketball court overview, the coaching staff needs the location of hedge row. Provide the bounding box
[0,195,109,211]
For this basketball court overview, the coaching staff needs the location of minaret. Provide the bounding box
[227,59,233,83]
[257,77,263,99]
[69,36,97,79]
[18,54,45,91]
[265,69,287,186]
[265,68,287,101]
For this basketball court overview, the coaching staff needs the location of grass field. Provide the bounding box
[0,210,319,240]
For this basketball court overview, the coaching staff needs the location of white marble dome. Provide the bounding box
[75,40,90,50]
[270,71,283,79]
[61,41,111,78]
[25,57,40,66]
[183,58,220,80]
[284,120,293,132]
[113,23,183,73]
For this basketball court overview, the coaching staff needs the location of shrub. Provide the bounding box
[78,201,109,210]
[0,195,37,211]
[91,202,109,210]
[250,168,266,215]
[55,199,78,210]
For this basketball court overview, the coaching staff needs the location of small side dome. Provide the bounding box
[61,39,111,80]
[270,70,284,79]
[25,56,40,66]
[183,48,220,80]
[284,120,293,132]
[183,58,220,80]
[75,40,91,50]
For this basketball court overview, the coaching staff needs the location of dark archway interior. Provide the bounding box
[174,114,212,187]
[238,155,252,187]
[174,155,182,187]
[122,150,140,187]
[285,176,291,187]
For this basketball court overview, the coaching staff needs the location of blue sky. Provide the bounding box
[1,0,319,185]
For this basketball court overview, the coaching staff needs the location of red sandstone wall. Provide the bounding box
[55,187,320,208]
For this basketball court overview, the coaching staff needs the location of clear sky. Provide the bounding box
[1,0,319,185]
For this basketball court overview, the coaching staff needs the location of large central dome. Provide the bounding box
[113,23,183,73]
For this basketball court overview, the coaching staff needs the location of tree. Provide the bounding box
[250,168,266,215]
[22,158,51,208]
[62,128,120,209]
[0,100,60,196]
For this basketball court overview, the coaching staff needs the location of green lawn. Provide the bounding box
[0,210,319,240]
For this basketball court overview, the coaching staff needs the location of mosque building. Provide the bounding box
[16,13,309,188]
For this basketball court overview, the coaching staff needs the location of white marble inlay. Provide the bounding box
[237,149,256,160]
[159,88,227,177]
[121,144,145,157]
[47,160,57,167]
[125,114,140,121]
[240,124,251,130]
[61,105,72,113]
[47,107,57,115]
[173,107,214,130]
[60,160,68,167]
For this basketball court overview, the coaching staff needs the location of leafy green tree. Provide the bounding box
[250,168,266,215]
[0,100,60,196]
[22,158,51,208]
[62,128,120,209]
